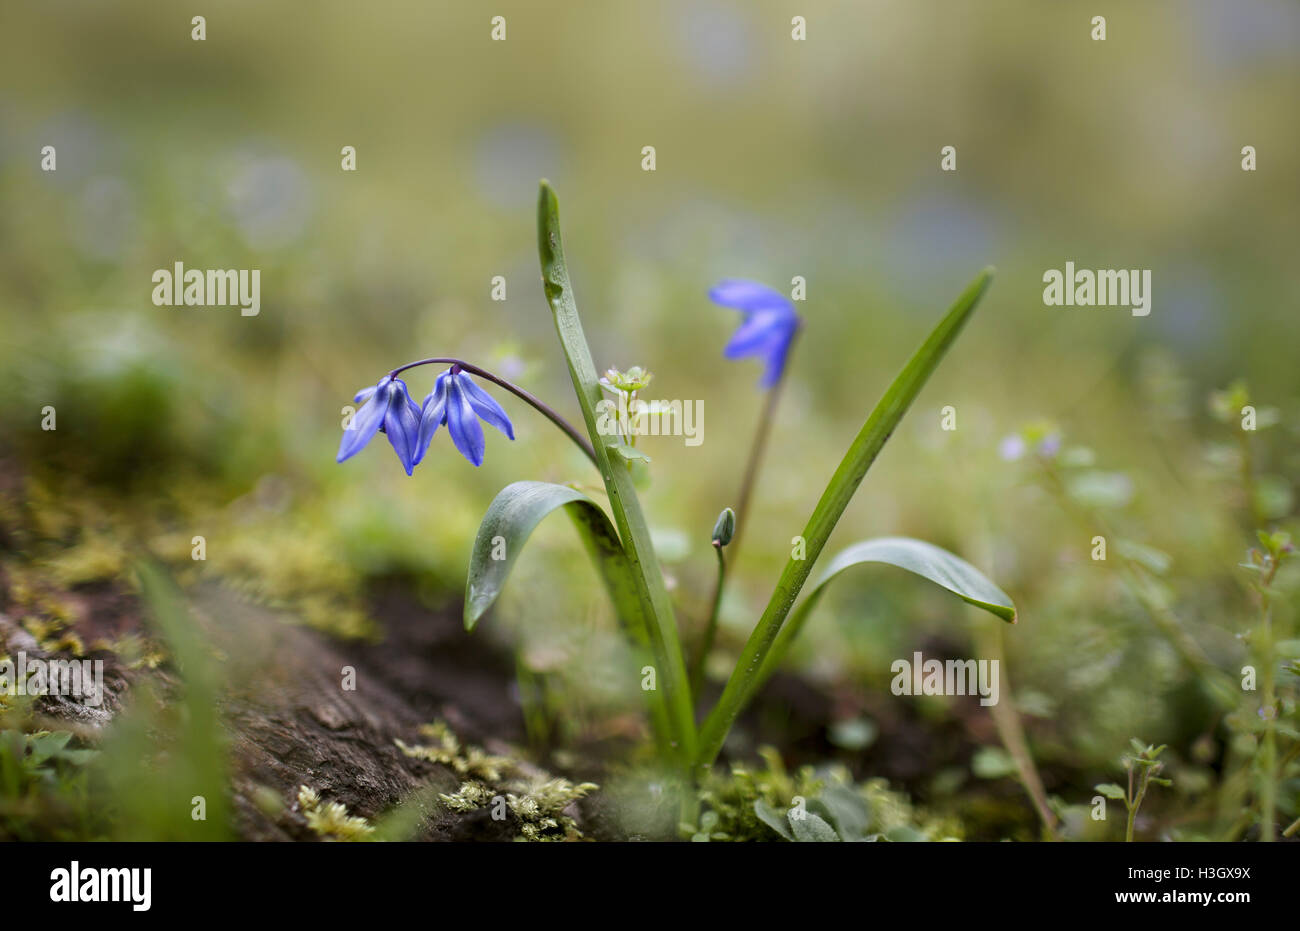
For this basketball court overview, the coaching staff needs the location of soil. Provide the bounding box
[3,567,1017,840]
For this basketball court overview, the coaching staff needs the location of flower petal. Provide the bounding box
[758,333,794,388]
[383,378,422,475]
[708,279,794,314]
[458,373,515,440]
[723,308,794,358]
[414,372,450,465]
[337,381,389,463]
[445,375,486,466]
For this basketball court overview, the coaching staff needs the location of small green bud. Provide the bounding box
[712,507,736,548]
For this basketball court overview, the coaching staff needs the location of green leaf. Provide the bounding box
[811,537,1015,622]
[813,784,871,841]
[753,799,794,840]
[27,731,72,765]
[884,825,925,843]
[790,811,841,842]
[1116,539,1172,576]
[538,181,696,763]
[1095,783,1127,800]
[753,537,1014,688]
[971,746,1018,779]
[697,268,996,770]
[464,481,637,633]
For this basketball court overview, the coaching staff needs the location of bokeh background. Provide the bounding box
[1,0,1298,840]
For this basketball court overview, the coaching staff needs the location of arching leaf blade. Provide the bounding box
[811,537,1016,623]
[747,537,1015,707]
[465,480,634,632]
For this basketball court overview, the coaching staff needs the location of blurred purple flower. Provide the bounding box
[1038,433,1062,458]
[709,279,800,388]
[998,435,1026,462]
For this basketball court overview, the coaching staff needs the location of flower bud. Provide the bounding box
[712,507,736,548]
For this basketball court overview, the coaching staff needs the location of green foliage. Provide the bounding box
[0,729,101,841]
[689,748,958,843]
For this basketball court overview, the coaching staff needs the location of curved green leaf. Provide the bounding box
[465,479,675,752]
[465,480,636,633]
[748,537,1015,704]
[806,537,1016,623]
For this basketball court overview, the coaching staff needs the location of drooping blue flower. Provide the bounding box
[708,279,800,388]
[416,369,514,467]
[337,375,423,475]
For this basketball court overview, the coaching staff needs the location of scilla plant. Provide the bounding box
[337,181,1017,826]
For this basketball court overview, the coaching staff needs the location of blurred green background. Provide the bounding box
[1,1,1298,838]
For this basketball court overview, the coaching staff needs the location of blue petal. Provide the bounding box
[383,378,422,475]
[458,373,515,440]
[708,279,794,314]
[414,372,450,465]
[723,307,795,358]
[758,333,794,388]
[445,375,486,466]
[337,379,390,463]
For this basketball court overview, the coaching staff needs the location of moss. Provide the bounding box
[296,785,374,841]
[40,535,127,587]
[2,470,380,643]
[399,720,597,841]
[208,521,376,641]
[396,721,513,782]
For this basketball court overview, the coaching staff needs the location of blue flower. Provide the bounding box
[417,369,515,467]
[708,279,800,388]
[337,375,423,475]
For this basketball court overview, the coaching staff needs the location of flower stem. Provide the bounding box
[689,545,727,699]
[1257,559,1280,841]
[389,356,598,465]
[728,330,797,559]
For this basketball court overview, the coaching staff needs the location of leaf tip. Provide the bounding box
[463,590,486,631]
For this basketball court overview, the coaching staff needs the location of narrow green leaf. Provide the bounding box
[538,181,697,763]
[697,268,995,771]
[1095,783,1128,800]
